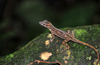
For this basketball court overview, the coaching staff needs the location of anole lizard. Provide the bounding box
[39,20,99,65]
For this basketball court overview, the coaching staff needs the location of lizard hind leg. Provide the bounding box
[50,33,55,42]
[61,40,70,53]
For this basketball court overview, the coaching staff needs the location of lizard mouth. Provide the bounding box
[39,20,48,25]
[39,21,44,26]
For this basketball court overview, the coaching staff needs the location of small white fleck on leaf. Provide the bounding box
[64,61,68,64]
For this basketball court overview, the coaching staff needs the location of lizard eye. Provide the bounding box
[43,24,45,25]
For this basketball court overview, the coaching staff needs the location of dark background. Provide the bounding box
[0,0,100,57]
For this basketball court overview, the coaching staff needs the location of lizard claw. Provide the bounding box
[72,30,75,37]
[50,39,54,42]
[67,30,75,37]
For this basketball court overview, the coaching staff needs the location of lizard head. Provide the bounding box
[39,20,52,29]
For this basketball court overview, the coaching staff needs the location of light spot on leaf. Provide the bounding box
[45,40,50,46]
[40,52,52,61]
[47,34,52,38]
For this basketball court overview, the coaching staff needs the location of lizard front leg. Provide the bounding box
[50,32,55,42]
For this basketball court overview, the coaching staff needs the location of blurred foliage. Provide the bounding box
[61,3,97,27]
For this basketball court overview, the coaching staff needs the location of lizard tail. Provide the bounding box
[73,39,99,65]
